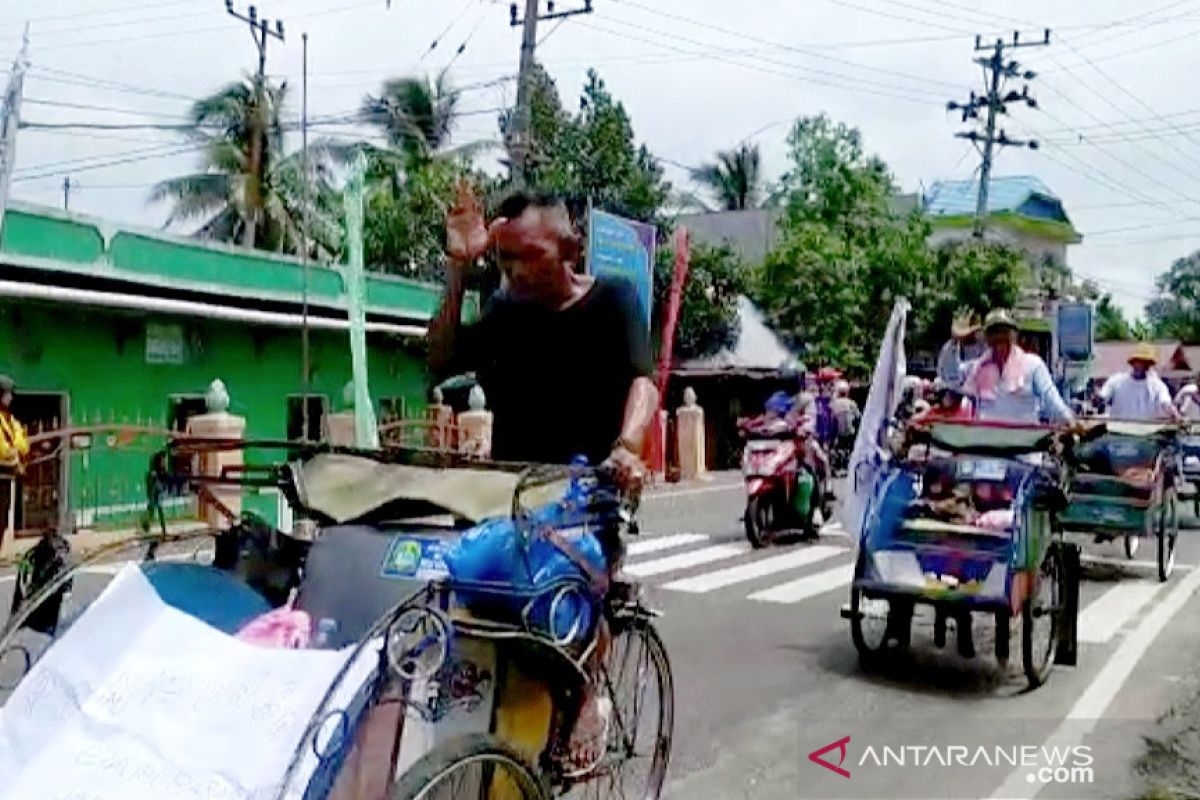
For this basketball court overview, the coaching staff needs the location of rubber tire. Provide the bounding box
[1124,531,1140,559]
[602,615,675,800]
[389,734,549,800]
[1159,490,1179,583]
[850,587,895,669]
[1022,546,1062,690]
[744,494,774,549]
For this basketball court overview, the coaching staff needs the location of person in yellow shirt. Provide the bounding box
[0,375,28,551]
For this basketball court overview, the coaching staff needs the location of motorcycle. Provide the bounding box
[739,415,830,548]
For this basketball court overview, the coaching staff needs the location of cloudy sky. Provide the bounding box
[3,0,1195,317]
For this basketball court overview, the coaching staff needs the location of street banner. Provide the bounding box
[587,208,656,330]
[646,227,691,474]
[344,152,379,449]
[841,300,909,537]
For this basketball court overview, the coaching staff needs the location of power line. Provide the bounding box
[12,144,201,182]
[24,97,190,121]
[29,66,200,103]
[15,141,191,175]
[1034,79,1200,204]
[420,0,478,61]
[578,18,944,104]
[609,0,967,93]
[1057,33,1200,161]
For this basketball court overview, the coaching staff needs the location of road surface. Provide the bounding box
[3,473,1200,799]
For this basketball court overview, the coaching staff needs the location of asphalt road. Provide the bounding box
[636,475,1200,800]
[5,475,1200,800]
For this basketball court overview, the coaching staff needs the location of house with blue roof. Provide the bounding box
[923,175,1082,274]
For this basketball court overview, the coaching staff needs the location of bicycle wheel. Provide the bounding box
[390,734,548,800]
[1022,544,1062,689]
[1158,489,1179,582]
[571,614,674,800]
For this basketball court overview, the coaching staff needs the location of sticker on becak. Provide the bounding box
[382,539,422,577]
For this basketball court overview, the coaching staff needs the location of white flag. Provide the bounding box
[840,300,909,538]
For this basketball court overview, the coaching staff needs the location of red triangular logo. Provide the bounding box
[808,735,851,778]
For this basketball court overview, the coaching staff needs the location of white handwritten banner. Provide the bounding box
[0,566,366,800]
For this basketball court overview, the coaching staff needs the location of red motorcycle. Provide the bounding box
[739,415,830,547]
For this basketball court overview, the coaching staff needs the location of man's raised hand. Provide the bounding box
[445,181,491,265]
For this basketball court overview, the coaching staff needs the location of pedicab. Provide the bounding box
[1057,419,1180,582]
[0,438,674,800]
[1177,422,1200,518]
[841,419,1081,689]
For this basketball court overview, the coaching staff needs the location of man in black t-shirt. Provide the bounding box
[429,184,659,489]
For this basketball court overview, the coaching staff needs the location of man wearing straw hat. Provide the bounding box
[1097,342,1179,421]
[937,309,985,390]
[962,310,1074,424]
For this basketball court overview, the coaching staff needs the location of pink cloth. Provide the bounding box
[236,607,313,649]
[975,508,1015,531]
[962,346,1036,401]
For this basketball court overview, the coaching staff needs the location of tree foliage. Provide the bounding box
[1148,251,1200,343]
[501,66,669,223]
[151,78,340,255]
[1095,293,1134,341]
[691,143,763,211]
[755,114,1028,374]
[653,242,749,362]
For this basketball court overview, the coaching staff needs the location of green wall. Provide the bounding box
[0,301,431,530]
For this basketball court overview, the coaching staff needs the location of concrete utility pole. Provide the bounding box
[0,27,30,234]
[509,0,593,184]
[947,29,1050,238]
[224,0,284,249]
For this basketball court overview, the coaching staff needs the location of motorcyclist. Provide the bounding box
[831,380,860,440]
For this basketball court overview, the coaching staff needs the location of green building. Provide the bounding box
[0,202,443,537]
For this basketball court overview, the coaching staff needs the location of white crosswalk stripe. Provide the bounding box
[626,533,710,558]
[624,543,751,578]
[747,564,855,604]
[663,545,843,593]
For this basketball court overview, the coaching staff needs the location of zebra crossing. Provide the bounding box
[624,529,1191,645]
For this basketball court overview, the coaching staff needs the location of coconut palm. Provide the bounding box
[360,72,460,159]
[151,78,338,255]
[692,143,764,211]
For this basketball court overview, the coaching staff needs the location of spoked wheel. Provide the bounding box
[850,588,909,668]
[1022,545,1063,689]
[390,734,549,800]
[744,494,775,549]
[569,615,674,800]
[1158,490,1179,582]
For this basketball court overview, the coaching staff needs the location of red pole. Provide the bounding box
[646,227,691,476]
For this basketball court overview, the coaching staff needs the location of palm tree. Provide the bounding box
[692,143,763,211]
[151,78,338,256]
[360,72,460,159]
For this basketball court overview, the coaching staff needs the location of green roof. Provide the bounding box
[0,202,442,322]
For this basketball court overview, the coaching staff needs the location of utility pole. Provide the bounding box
[224,0,284,249]
[61,176,72,211]
[0,26,30,234]
[947,29,1050,238]
[509,0,593,184]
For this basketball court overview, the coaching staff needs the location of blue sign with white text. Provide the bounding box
[587,209,656,330]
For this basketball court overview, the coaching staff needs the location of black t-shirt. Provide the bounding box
[457,277,653,465]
